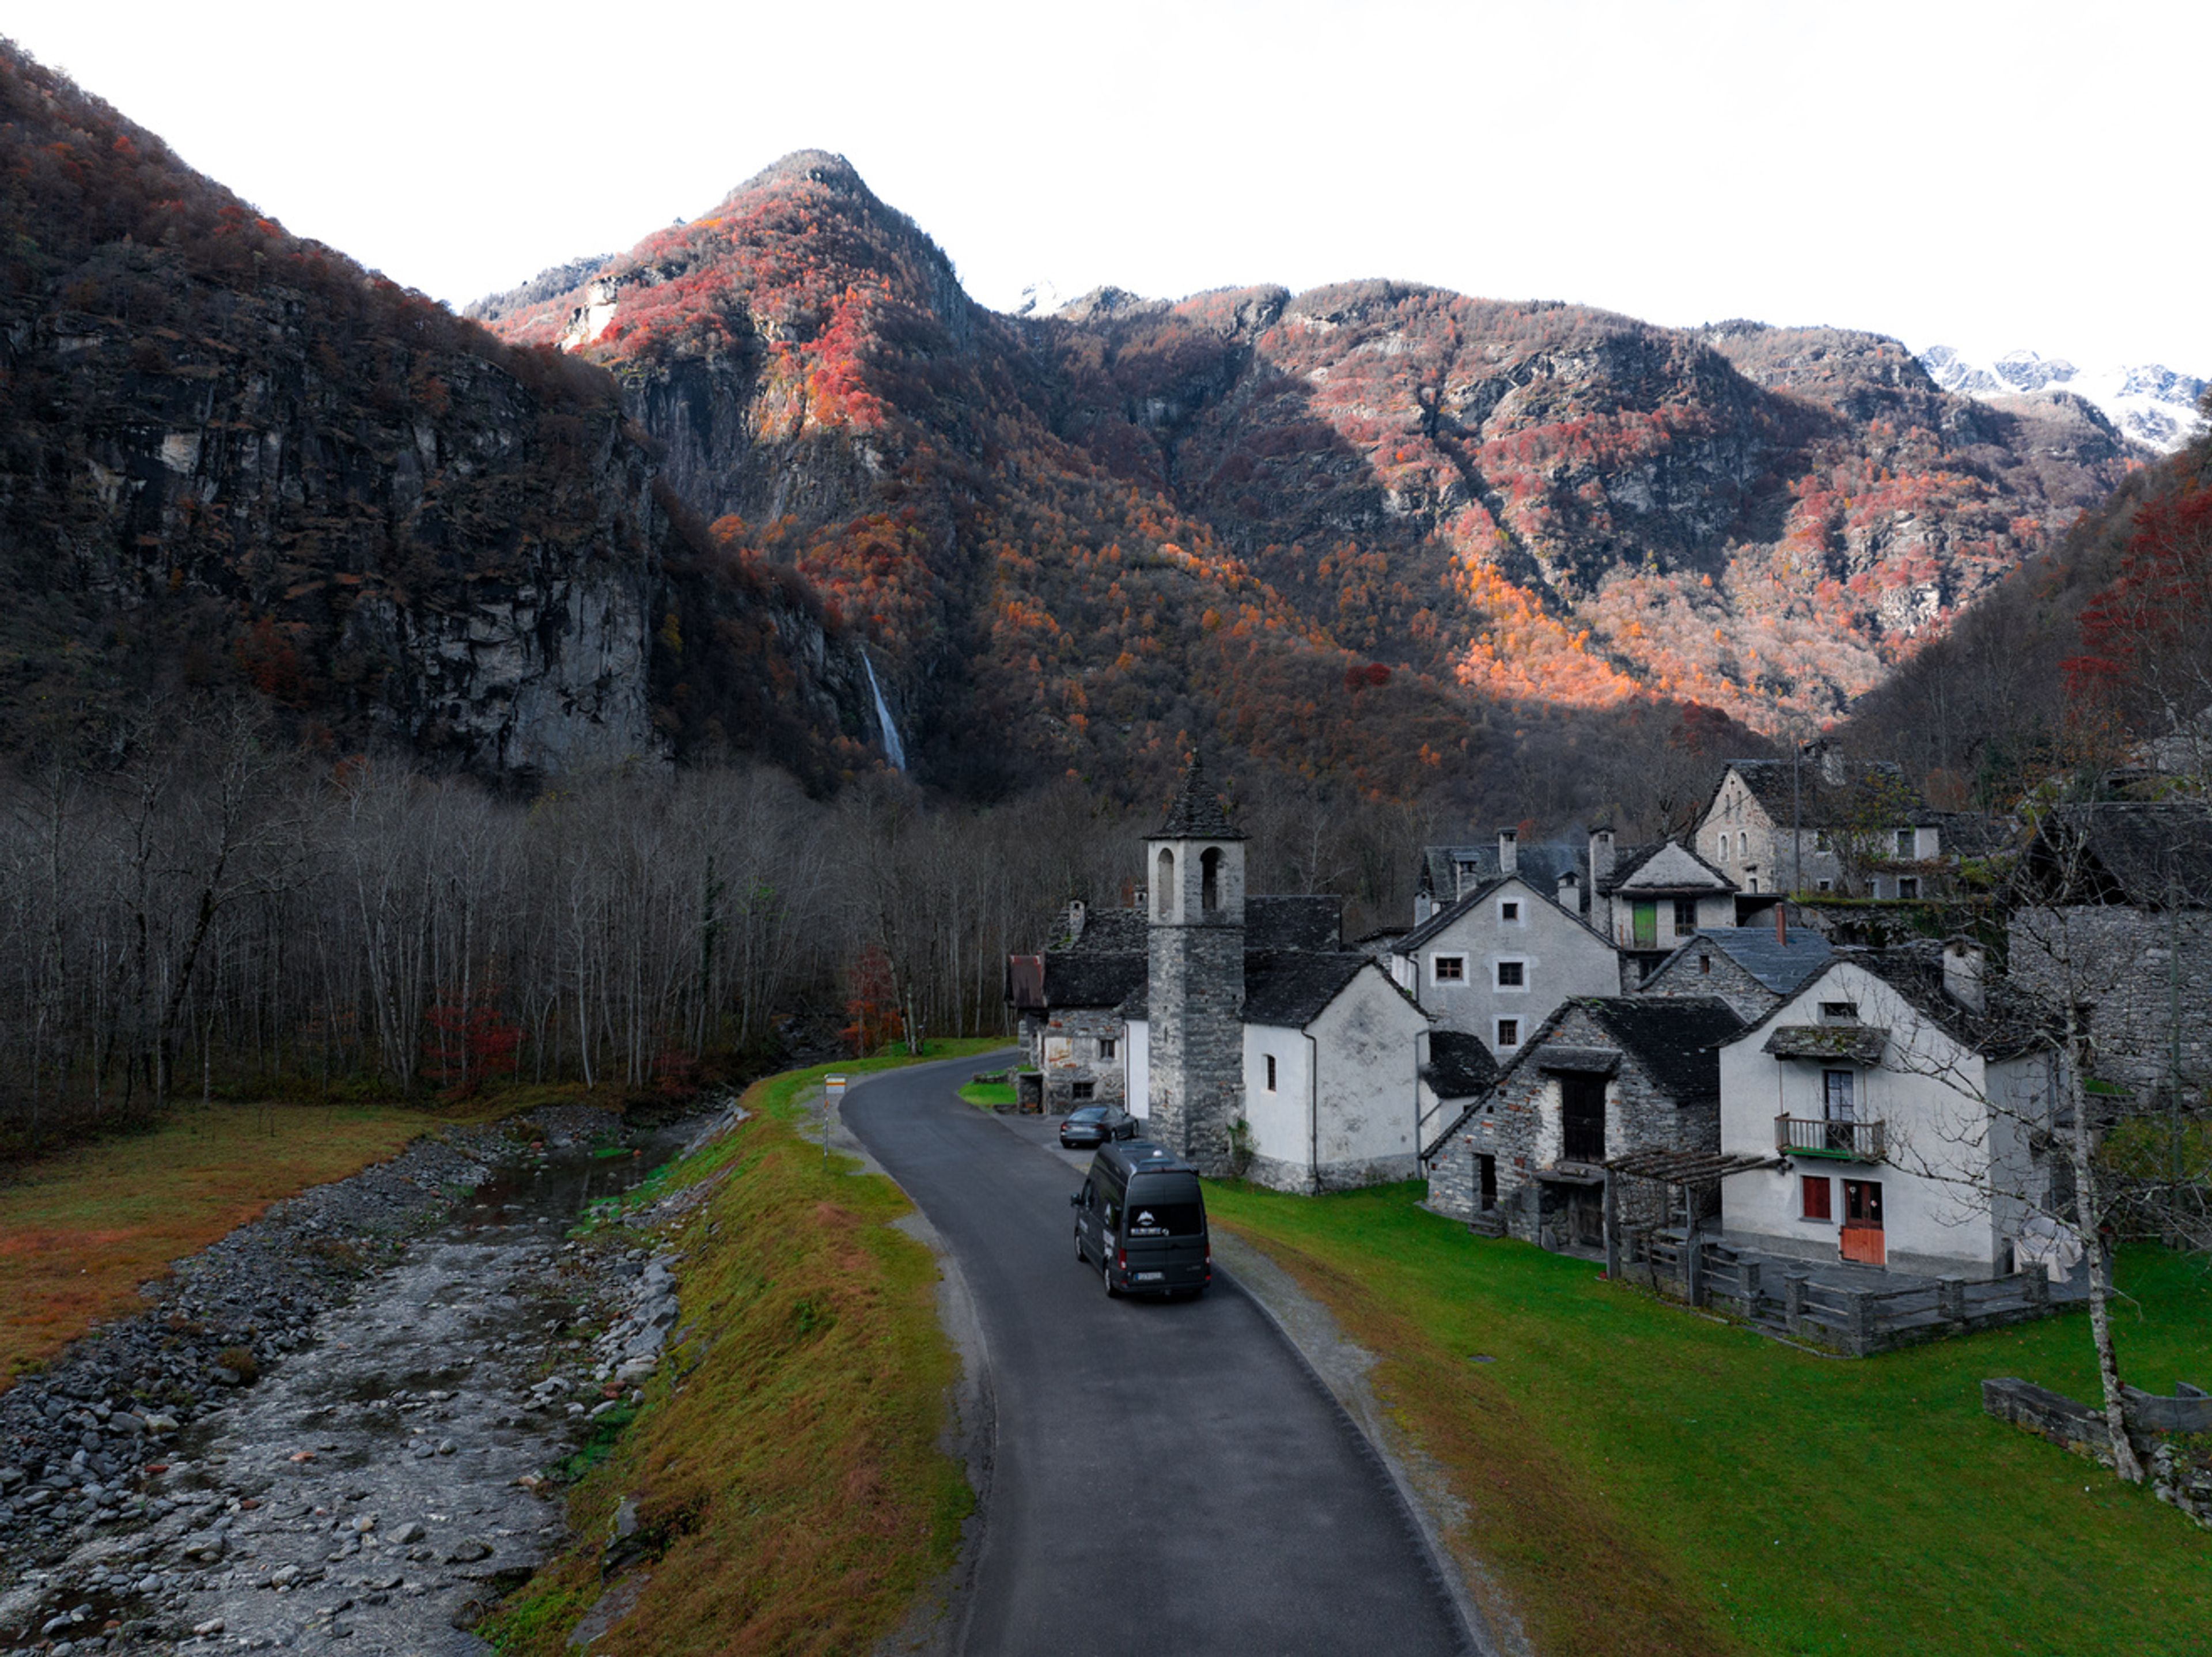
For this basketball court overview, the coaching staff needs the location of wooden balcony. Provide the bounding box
[1776,1114,1885,1162]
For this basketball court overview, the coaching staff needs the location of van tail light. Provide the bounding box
[1116,1247,1127,1270]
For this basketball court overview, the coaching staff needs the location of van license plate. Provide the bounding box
[1135,1271,1163,1281]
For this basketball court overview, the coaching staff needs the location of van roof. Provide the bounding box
[1094,1140,1198,1179]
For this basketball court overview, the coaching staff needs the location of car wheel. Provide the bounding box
[1074,1227,1085,1263]
[1102,1255,1120,1298]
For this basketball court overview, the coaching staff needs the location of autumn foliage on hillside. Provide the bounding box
[473,154,2131,808]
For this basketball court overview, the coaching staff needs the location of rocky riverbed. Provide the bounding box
[0,1103,721,1655]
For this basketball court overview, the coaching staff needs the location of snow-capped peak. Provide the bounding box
[1919,343,2205,453]
[1004,278,1069,320]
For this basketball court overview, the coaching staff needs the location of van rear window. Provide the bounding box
[1123,1202,1203,1238]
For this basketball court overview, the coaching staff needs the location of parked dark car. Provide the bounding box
[1058,1104,1137,1148]
[1071,1140,1210,1297]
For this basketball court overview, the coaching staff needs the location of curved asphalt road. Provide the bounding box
[844,1054,1469,1656]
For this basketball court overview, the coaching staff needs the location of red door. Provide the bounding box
[1840,1179,1885,1266]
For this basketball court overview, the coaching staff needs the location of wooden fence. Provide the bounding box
[1614,1227,2071,1356]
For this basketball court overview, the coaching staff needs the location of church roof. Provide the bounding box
[1249,895,1343,951]
[1243,952,1377,1028]
[1154,753,1244,841]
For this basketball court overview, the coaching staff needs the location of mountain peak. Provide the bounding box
[732,149,870,198]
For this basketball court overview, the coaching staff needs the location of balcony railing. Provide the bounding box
[1776,1114,1886,1162]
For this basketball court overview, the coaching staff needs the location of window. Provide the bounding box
[1698,953,1712,977]
[1716,837,1729,862]
[1071,1081,1094,1102]
[1264,1054,1277,1092]
[1817,878,1834,893]
[1801,1175,1834,1221]
[1895,828,1914,857]
[1433,955,1465,982]
[1495,1018,1520,1047]
[1495,960,1526,988]
[1154,849,1175,919]
[1740,833,1749,858]
[1823,1069,1855,1121]
[1897,876,1921,899]
[1673,898,1697,931]
[1500,901,1520,922]
[1819,1001,1858,1023]
[1098,1038,1116,1062]
[1200,846,1223,913]
[1814,831,1831,853]
[1748,876,1759,893]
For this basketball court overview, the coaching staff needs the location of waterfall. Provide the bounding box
[862,649,907,771]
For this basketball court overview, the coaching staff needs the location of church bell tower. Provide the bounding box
[1145,753,1245,1173]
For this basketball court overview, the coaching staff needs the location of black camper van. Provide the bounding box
[1071,1140,1210,1297]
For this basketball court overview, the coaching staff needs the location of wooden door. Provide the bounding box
[1631,901,1658,948]
[1478,1153,1497,1212]
[1840,1178,1885,1266]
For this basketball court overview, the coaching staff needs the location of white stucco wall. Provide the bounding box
[1124,1017,1150,1119]
[1717,962,2039,1277]
[1396,877,1617,1054]
[1311,972,1427,1170]
[1243,1023,1314,1164]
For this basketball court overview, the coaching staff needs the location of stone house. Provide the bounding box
[1592,838,1738,979]
[1387,864,1620,1059]
[1414,1030,1501,1183]
[1425,996,1747,1251]
[1717,947,2059,1278]
[2008,801,2212,1098]
[1638,924,1834,1022]
[1006,903,1145,1111]
[1698,755,1943,901]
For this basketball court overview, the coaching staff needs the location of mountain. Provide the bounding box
[472,158,2136,803]
[0,48,872,778]
[1918,345,2205,453]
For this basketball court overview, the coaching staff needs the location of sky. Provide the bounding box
[11,0,2208,370]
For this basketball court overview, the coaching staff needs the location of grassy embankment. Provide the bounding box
[488,1041,999,1657]
[957,1078,1016,1110]
[0,1103,441,1385]
[1207,1182,2212,1657]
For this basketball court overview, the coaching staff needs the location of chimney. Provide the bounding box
[1775,903,1787,945]
[1557,869,1579,911]
[1588,824,1616,888]
[1944,939,1986,1013]
[1498,826,1518,876]
[1066,898,1087,944]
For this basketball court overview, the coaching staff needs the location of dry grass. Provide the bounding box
[0,1102,431,1384]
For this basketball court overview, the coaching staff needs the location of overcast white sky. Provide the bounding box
[12,0,2206,369]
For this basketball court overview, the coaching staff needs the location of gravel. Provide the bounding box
[0,1103,729,1654]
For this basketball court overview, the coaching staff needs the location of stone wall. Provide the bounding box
[1639,949,1780,1023]
[1247,1149,1419,1196]
[1983,1376,2212,1529]
[1424,1002,1719,1242]
[1036,1006,1126,1110]
[2009,905,2212,1094]
[1147,921,1245,1173]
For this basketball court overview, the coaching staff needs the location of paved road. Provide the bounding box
[844,1055,1470,1657]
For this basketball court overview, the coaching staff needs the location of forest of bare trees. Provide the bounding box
[0,707,1450,1157]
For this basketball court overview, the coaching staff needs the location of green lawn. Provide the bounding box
[1207,1181,2212,1657]
[957,1080,1016,1110]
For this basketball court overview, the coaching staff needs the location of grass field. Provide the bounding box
[0,1102,440,1386]
[488,1041,997,1655]
[1207,1181,2212,1657]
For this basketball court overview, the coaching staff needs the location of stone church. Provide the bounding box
[1014,756,1430,1190]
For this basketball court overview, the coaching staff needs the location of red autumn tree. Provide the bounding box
[843,943,901,1057]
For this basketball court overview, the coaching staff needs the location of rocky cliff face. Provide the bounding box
[472,157,2143,793]
[0,49,870,780]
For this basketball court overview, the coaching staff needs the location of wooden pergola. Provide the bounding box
[1599,1148,1781,1278]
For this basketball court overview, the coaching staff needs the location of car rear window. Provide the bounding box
[1124,1174,1204,1237]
